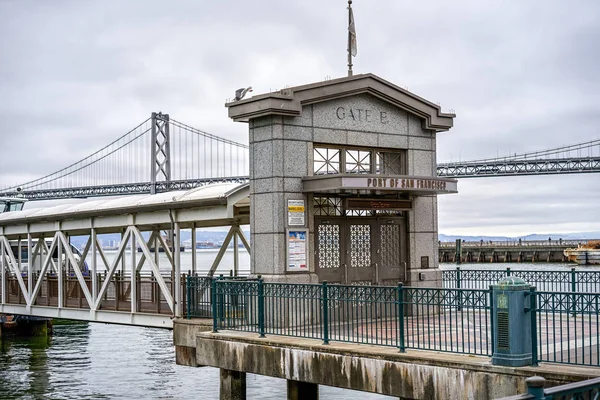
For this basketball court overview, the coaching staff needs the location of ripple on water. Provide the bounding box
[0,323,392,399]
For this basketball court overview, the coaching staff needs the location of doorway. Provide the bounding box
[315,217,407,285]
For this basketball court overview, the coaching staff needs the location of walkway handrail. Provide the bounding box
[442,267,600,294]
[210,279,492,356]
[495,376,600,400]
[199,278,600,368]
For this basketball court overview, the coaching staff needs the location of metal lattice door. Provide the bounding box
[346,219,376,284]
[315,218,344,284]
[377,218,406,285]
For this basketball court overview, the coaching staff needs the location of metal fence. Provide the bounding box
[443,267,600,293]
[211,279,492,356]
[403,287,492,355]
[186,274,600,367]
[185,276,213,318]
[534,291,600,366]
[185,275,258,319]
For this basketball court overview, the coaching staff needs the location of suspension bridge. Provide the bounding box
[0,112,599,201]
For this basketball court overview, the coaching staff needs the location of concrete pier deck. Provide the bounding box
[173,318,600,399]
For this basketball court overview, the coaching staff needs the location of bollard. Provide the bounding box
[525,376,546,399]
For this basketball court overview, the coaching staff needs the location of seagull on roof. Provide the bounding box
[234,86,253,101]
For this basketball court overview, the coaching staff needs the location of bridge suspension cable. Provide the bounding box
[2,118,152,192]
[0,112,250,200]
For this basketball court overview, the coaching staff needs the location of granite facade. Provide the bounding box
[240,87,451,285]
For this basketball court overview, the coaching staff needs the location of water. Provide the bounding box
[0,324,396,399]
[1,250,394,399]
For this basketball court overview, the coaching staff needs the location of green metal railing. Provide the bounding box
[185,275,259,319]
[188,274,600,367]
[496,376,600,400]
[403,287,492,355]
[211,279,492,356]
[185,275,213,318]
[443,267,600,293]
[533,291,600,366]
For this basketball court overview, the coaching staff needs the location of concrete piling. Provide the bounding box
[220,369,246,400]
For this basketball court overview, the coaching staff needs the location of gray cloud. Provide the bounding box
[0,0,599,236]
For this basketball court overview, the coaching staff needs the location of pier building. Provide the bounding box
[226,73,457,287]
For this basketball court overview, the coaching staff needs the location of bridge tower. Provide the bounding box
[150,112,171,194]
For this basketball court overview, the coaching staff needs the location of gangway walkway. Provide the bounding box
[0,183,250,328]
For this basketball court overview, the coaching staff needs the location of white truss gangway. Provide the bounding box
[0,183,250,329]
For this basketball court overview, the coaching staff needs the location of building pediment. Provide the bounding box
[226,73,455,132]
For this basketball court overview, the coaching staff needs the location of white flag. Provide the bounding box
[348,6,357,57]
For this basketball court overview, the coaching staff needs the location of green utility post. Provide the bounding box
[455,239,462,265]
[491,277,533,367]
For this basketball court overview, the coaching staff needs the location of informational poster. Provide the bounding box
[287,200,305,226]
[287,229,308,272]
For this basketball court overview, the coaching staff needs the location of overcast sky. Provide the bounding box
[0,0,599,237]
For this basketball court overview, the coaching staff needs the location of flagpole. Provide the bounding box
[347,0,353,77]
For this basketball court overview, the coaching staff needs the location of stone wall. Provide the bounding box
[248,92,441,285]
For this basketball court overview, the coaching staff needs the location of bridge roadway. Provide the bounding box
[2,158,599,201]
[437,155,600,178]
[0,183,250,328]
[438,239,592,263]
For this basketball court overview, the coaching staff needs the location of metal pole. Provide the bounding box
[233,227,239,277]
[58,235,63,308]
[154,232,159,271]
[322,281,329,345]
[530,286,538,366]
[17,236,21,283]
[1,236,5,305]
[186,273,191,319]
[571,267,577,316]
[131,232,137,313]
[174,221,181,318]
[191,223,197,275]
[258,277,265,338]
[347,0,353,77]
[398,283,405,352]
[489,285,495,355]
[91,227,97,305]
[27,230,32,301]
[212,278,218,332]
